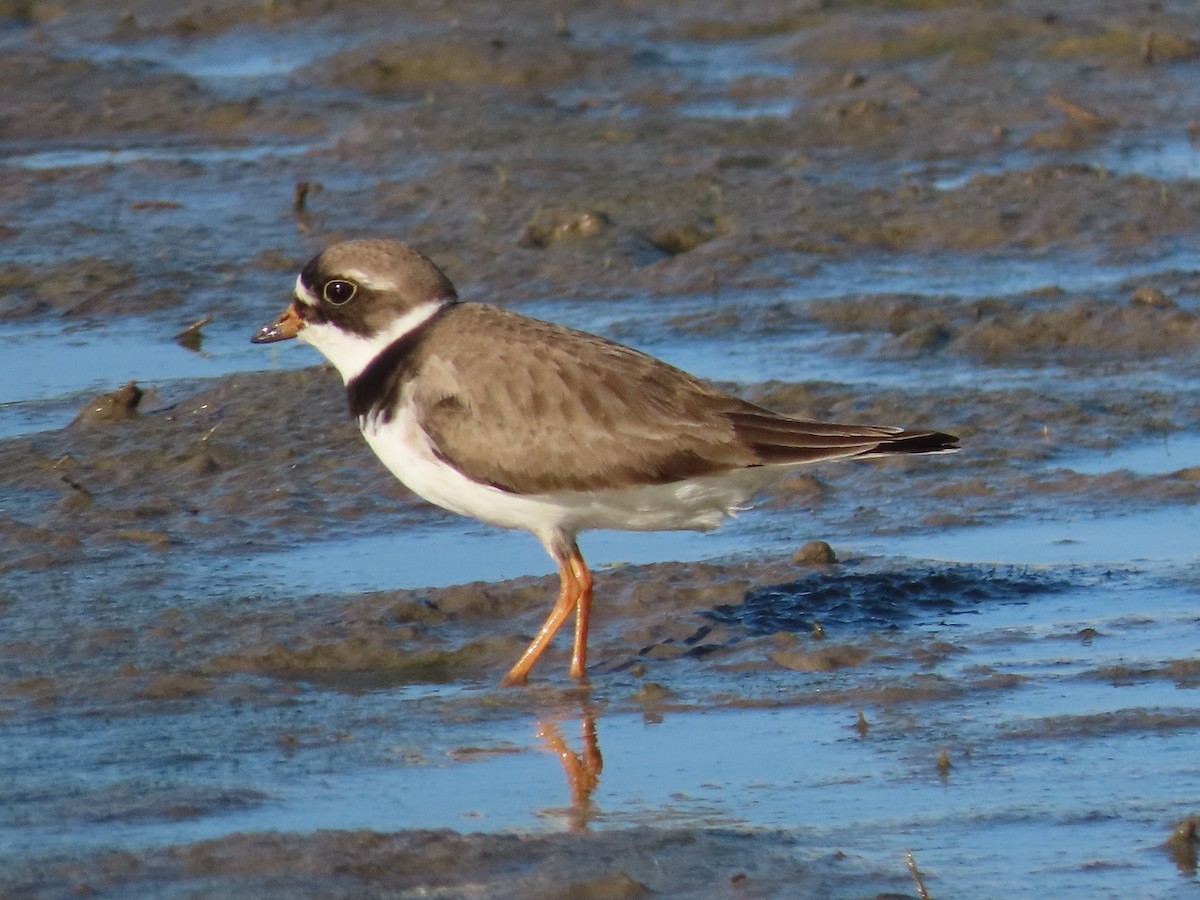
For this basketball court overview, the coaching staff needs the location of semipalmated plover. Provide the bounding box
[253,239,959,685]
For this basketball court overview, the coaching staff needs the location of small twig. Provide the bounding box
[1045,92,1109,127]
[854,710,870,738]
[293,181,315,215]
[294,181,322,233]
[906,851,931,900]
[937,746,952,779]
[174,314,213,351]
[1141,32,1156,65]
[60,474,93,500]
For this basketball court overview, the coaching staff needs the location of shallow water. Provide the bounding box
[1057,433,1200,476]
[5,570,1196,897]
[871,505,1200,566]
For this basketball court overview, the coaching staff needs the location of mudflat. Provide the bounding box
[2,1,1200,896]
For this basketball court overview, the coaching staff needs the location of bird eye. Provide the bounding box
[323,279,357,305]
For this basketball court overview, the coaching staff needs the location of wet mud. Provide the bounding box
[3,827,913,900]
[3,0,1200,897]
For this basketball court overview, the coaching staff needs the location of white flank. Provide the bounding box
[362,397,789,550]
[297,299,449,384]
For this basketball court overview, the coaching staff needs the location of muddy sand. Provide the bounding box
[2,0,1200,897]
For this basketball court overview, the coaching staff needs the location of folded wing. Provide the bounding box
[412,304,958,495]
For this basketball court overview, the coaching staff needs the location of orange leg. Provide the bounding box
[568,549,594,681]
[501,542,586,686]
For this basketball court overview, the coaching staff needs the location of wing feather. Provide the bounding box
[408,304,956,494]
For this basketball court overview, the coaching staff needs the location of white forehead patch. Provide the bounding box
[294,274,319,307]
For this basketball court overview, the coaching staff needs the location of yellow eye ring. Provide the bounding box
[323,279,357,305]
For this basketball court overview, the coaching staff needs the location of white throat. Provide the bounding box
[298,299,449,384]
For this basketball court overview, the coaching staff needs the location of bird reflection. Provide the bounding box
[536,707,603,831]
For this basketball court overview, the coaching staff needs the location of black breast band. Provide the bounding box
[345,302,455,423]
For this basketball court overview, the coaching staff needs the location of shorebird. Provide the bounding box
[253,239,958,685]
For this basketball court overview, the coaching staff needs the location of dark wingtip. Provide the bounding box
[887,430,960,454]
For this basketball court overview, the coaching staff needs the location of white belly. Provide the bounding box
[361,403,781,546]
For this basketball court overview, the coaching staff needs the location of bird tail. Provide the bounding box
[726,410,959,466]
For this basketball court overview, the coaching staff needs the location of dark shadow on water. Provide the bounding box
[706,564,1072,634]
